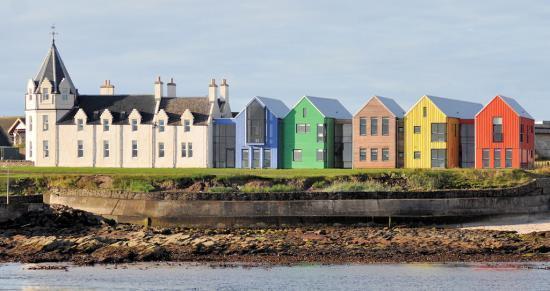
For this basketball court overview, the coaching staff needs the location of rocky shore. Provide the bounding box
[0,206,548,265]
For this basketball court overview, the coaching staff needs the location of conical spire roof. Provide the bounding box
[34,41,75,93]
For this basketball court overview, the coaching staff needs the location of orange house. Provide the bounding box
[475,96,535,169]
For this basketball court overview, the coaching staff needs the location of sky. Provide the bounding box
[1,0,550,119]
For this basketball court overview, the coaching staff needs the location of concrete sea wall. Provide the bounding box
[43,179,550,227]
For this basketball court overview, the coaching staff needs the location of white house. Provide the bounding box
[25,40,233,167]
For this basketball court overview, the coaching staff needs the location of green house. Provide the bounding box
[282,96,353,168]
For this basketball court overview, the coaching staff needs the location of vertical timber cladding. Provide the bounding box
[282,98,328,168]
[405,96,449,168]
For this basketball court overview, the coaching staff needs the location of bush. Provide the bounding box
[322,181,391,192]
[208,186,235,193]
[114,178,155,192]
[240,183,300,193]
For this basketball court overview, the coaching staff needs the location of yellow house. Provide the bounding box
[404,95,482,168]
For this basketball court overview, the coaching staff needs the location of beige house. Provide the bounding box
[25,40,232,167]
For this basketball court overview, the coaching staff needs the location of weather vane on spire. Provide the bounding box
[50,24,57,43]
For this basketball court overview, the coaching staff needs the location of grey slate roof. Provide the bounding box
[426,95,483,119]
[374,96,405,118]
[59,95,157,125]
[58,95,213,126]
[160,97,212,125]
[498,95,534,119]
[256,96,290,118]
[305,96,352,119]
[34,42,76,93]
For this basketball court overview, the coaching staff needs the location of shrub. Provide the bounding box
[322,181,391,192]
[114,178,155,192]
[208,186,235,193]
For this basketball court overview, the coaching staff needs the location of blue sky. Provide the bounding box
[1,0,549,119]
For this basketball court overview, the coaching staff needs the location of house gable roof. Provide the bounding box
[0,116,22,147]
[160,97,212,125]
[236,96,290,119]
[357,96,405,118]
[298,96,352,119]
[420,95,483,119]
[497,95,534,119]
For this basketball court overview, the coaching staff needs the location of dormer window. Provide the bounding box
[158,120,165,132]
[77,119,84,131]
[131,119,138,131]
[102,119,110,131]
[184,120,191,132]
[42,88,49,101]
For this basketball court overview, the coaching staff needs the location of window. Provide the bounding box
[431,123,447,142]
[359,148,367,161]
[103,119,110,132]
[158,120,165,132]
[131,140,138,157]
[293,149,302,162]
[398,152,404,159]
[359,118,367,136]
[77,140,84,158]
[263,149,271,168]
[246,100,266,143]
[494,148,501,168]
[414,151,421,159]
[370,117,378,135]
[505,149,513,168]
[414,126,421,134]
[29,142,33,158]
[431,149,447,168]
[158,142,165,158]
[316,149,325,161]
[382,148,390,161]
[43,140,49,158]
[492,117,503,142]
[77,119,84,131]
[42,115,49,131]
[242,149,249,168]
[382,117,389,136]
[181,143,187,157]
[302,107,307,117]
[103,140,109,158]
[131,119,138,131]
[42,88,49,101]
[422,106,427,117]
[62,89,69,101]
[184,120,191,132]
[29,116,32,131]
[371,148,378,161]
[188,143,193,157]
[250,148,260,168]
[520,124,524,142]
[296,123,311,134]
[482,149,490,168]
[317,124,325,142]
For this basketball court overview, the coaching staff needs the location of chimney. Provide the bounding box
[208,78,218,103]
[167,78,176,98]
[220,79,229,102]
[100,80,115,95]
[154,76,163,100]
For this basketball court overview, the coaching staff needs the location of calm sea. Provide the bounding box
[0,262,548,290]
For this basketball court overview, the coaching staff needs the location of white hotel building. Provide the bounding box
[25,40,233,167]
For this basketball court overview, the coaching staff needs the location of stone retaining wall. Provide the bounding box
[43,179,550,227]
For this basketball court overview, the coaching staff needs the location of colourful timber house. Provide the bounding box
[282,96,352,168]
[353,96,405,168]
[234,96,289,168]
[475,95,535,169]
[404,95,483,168]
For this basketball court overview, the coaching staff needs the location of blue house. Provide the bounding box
[234,96,290,169]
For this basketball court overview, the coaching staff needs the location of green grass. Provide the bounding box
[322,181,394,192]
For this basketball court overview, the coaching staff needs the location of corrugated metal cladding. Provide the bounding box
[475,96,535,169]
[405,96,457,168]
